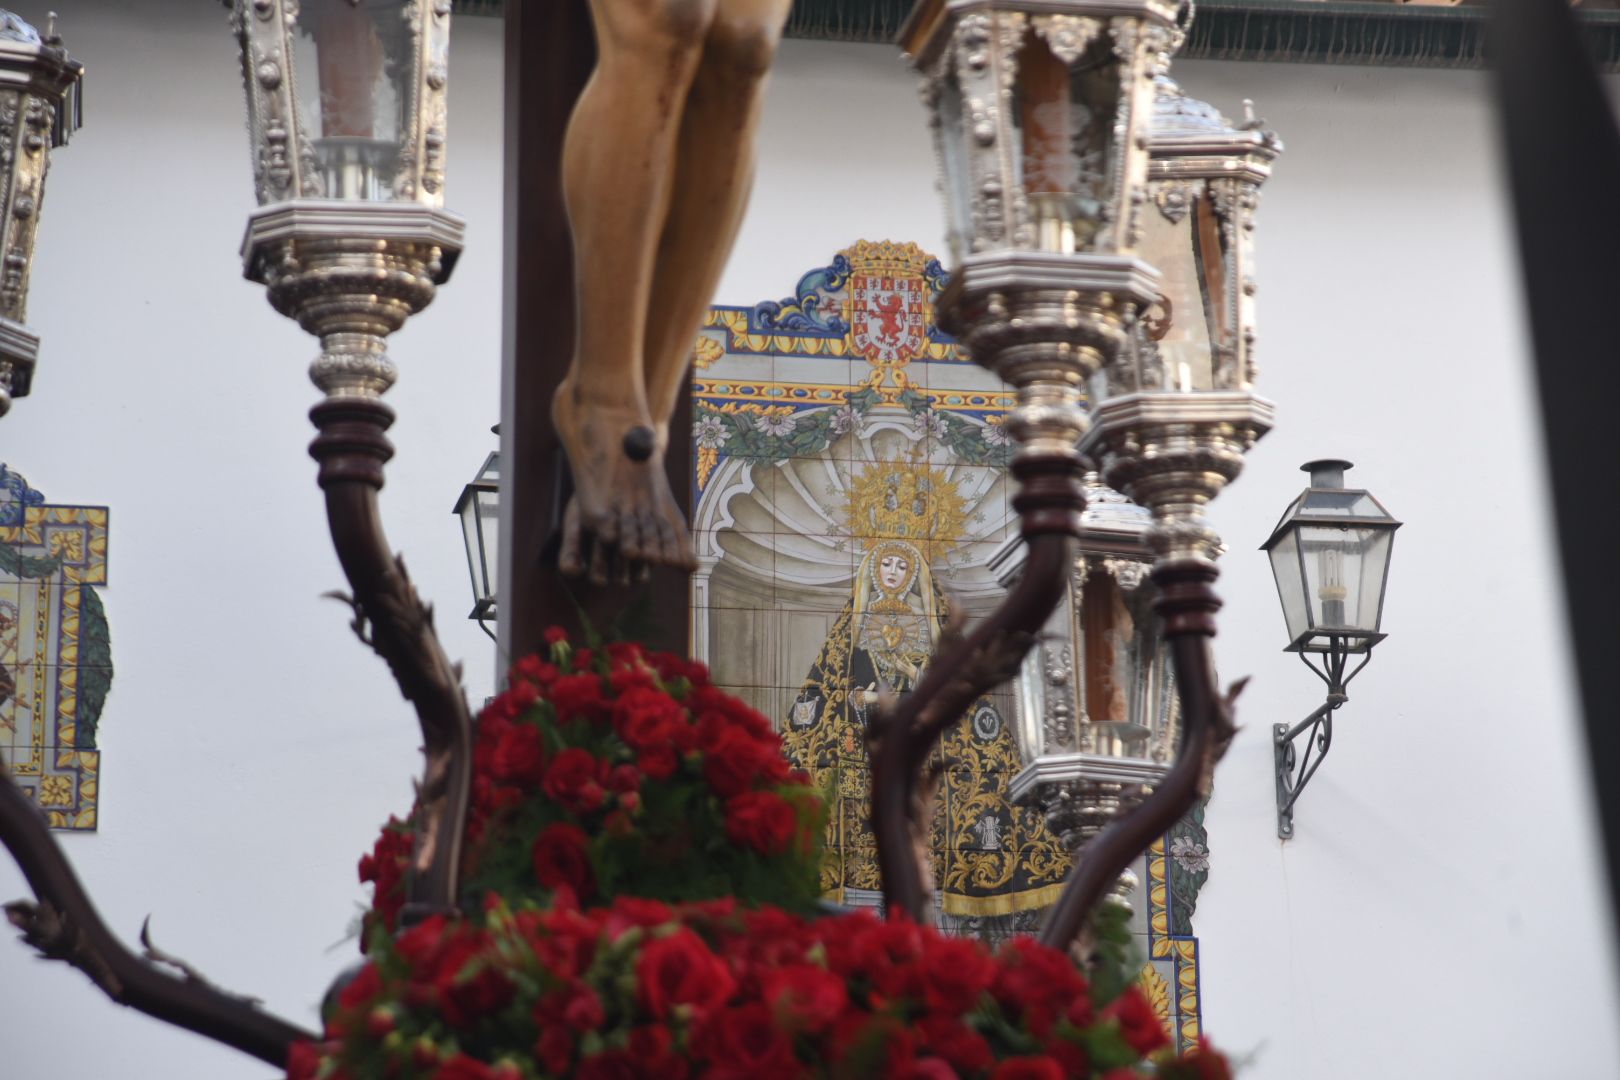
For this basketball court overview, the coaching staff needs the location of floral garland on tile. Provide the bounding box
[290,634,1234,1080]
[693,388,1013,490]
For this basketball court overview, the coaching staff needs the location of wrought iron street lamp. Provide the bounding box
[995,474,1179,913]
[454,450,499,637]
[1262,459,1400,840]
[0,10,80,419]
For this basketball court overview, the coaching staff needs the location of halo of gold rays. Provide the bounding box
[844,452,971,567]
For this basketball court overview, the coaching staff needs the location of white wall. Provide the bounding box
[0,6,1614,1078]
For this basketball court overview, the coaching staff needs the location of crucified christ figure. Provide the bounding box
[553,0,793,583]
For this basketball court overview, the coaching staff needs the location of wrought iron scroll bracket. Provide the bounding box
[309,397,474,924]
[1273,633,1369,840]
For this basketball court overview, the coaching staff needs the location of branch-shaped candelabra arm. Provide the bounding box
[0,762,315,1066]
[1038,559,1236,950]
[244,203,471,921]
[1274,635,1371,839]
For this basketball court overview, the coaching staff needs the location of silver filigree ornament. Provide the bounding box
[0,9,82,419]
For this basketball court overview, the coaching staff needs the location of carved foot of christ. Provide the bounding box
[553,379,696,585]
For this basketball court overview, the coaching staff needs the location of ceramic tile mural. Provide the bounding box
[689,241,1209,1050]
[0,464,111,831]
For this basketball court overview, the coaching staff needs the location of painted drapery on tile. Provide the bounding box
[689,241,1206,1048]
[0,464,110,830]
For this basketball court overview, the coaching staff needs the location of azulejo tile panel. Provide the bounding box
[0,464,112,831]
[689,241,1206,1047]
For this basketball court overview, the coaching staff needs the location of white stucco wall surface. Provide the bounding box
[0,5,1615,1078]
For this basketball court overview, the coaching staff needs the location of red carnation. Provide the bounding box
[703,723,782,797]
[627,1025,687,1077]
[336,963,383,1012]
[532,823,596,898]
[286,1041,323,1080]
[535,1026,575,1075]
[696,1002,795,1077]
[916,1015,993,1074]
[991,1057,1065,1080]
[635,928,737,1020]
[920,936,996,1014]
[433,1053,495,1080]
[762,963,848,1033]
[724,791,799,856]
[614,685,688,750]
[638,742,680,780]
[543,748,606,814]
[1103,986,1170,1056]
[550,673,608,724]
[491,722,546,787]
[544,626,569,646]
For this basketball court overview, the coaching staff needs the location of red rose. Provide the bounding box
[1171,1039,1233,1080]
[337,962,383,1011]
[609,896,676,931]
[762,963,848,1033]
[638,742,679,780]
[544,626,569,646]
[509,653,557,686]
[543,748,606,814]
[434,1053,494,1080]
[635,928,737,1020]
[992,937,1087,1037]
[532,823,596,898]
[614,686,688,750]
[725,791,798,855]
[916,1015,992,1074]
[899,1062,961,1080]
[1043,1035,1090,1075]
[991,1057,1065,1080]
[606,764,642,793]
[558,983,606,1030]
[575,1051,640,1080]
[550,673,608,723]
[534,1026,575,1075]
[286,1041,323,1080]
[491,722,546,787]
[626,1025,689,1078]
[394,914,450,973]
[1103,986,1170,1056]
[703,724,779,797]
[695,1002,794,1077]
[433,940,514,1028]
[920,936,996,1014]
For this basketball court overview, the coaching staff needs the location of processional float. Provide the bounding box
[0,0,1281,1069]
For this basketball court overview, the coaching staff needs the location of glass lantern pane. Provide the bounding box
[1014,640,1051,768]
[474,488,500,603]
[1297,524,1387,635]
[293,0,411,200]
[1138,191,1216,391]
[1266,528,1310,646]
[1012,29,1117,255]
[458,492,482,604]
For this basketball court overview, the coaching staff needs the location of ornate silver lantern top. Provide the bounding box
[229,0,451,208]
[0,8,83,418]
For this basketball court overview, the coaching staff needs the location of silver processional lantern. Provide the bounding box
[0,10,80,419]
[229,0,463,402]
[454,448,499,637]
[1081,24,1282,565]
[995,475,1179,866]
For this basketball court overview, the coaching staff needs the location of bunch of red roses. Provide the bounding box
[296,893,1230,1080]
[360,632,825,943]
[314,631,1236,1079]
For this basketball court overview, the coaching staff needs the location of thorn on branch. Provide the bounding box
[137,917,264,1006]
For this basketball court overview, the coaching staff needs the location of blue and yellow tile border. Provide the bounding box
[0,464,111,831]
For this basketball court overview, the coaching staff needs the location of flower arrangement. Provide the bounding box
[298,634,1233,1079]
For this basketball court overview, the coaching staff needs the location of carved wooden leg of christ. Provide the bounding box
[553,0,789,584]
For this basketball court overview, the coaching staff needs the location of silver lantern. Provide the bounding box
[994,475,1178,889]
[1081,25,1281,564]
[901,0,1179,465]
[229,0,463,402]
[0,10,80,418]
